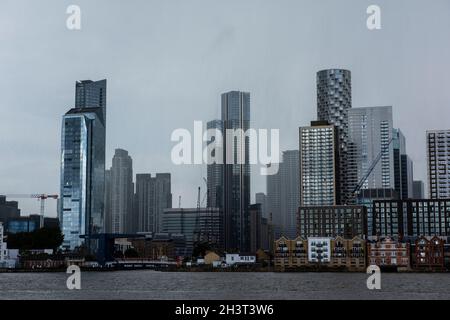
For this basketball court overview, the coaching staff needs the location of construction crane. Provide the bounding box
[201,178,208,207]
[3,194,59,226]
[352,137,394,197]
[193,177,215,256]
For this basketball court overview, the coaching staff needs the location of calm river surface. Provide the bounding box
[1,271,449,300]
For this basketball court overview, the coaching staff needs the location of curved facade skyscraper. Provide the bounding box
[317,69,352,204]
[60,79,107,252]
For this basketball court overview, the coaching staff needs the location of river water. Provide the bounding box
[1,271,449,300]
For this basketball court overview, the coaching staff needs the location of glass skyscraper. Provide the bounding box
[60,79,106,252]
[348,106,395,190]
[221,91,250,252]
[393,128,414,199]
[266,150,300,239]
[206,119,224,209]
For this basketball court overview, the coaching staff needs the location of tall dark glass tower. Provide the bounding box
[317,69,352,204]
[221,91,250,252]
[75,80,107,118]
[206,119,224,209]
[60,79,107,252]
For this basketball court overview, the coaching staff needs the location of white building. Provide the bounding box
[308,237,331,263]
[427,130,450,199]
[0,222,18,269]
[0,222,6,262]
[225,253,256,266]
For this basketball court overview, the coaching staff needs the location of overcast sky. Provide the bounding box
[1,0,449,217]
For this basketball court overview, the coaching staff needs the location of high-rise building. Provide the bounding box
[348,106,394,190]
[266,167,281,237]
[109,149,134,234]
[413,180,425,199]
[266,150,300,239]
[401,154,414,199]
[299,121,340,206]
[206,119,224,209]
[221,91,251,252]
[135,173,172,233]
[249,204,263,253]
[393,128,414,199]
[104,169,112,233]
[280,150,300,238]
[427,130,450,199]
[60,79,106,252]
[0,196,20,225]
[317,69,352,204]
[75,80,107,118]
[255,192,267,219]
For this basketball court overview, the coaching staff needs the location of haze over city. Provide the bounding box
[1,0,450,216]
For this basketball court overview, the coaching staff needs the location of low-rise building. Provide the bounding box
[274,236,366,271]
[367,237,410,270]
[204,251,221,265]
[413,236,445,270]
[225,253,256,266]
[308,237,331,263]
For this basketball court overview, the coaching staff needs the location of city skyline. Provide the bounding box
[2,0,450,216]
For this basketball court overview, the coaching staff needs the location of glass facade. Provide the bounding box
[348,106,394,190]
[206,119,224,209]
[60,80,106,252]
[266,150,300,239]
[7,219,37,234]
[392,128,413,199]
[221,91,251,252]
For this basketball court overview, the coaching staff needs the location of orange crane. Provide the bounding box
[4,194,59,222]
